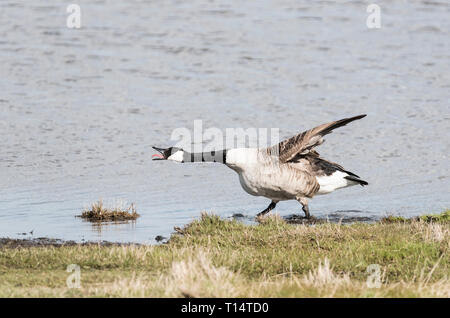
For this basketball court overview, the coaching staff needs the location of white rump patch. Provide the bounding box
[316,171,356,195]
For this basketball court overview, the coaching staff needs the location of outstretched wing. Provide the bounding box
[274,114,366,163]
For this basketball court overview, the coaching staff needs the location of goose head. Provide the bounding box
[152,146,184,162]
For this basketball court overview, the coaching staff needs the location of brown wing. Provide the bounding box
[275,114,366,163]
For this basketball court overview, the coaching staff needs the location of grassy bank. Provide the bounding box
[0,211,449,297]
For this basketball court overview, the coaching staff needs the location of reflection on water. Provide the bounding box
[0,1,449,243]
[87,220,137,234]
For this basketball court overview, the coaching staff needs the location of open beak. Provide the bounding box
[152,146,167,160]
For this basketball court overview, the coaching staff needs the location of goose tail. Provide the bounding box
[344,175,368,186]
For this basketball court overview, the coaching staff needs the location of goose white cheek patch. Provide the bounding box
[168,151,184,162]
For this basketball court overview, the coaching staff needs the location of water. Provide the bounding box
[0,0,449,243]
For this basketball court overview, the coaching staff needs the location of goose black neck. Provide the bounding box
[182,150,227,164]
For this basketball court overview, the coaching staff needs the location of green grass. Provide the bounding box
[381,210,450,224]
[418,210,450,223]
[0,212,449,297]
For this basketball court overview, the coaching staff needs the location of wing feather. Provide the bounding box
[274,114,366,163]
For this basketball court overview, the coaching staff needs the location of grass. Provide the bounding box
[78,200,139,222]
[418,210,450,223]
[381,210,450,224]
[0,211,449,297]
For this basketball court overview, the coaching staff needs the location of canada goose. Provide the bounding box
[153,114,368,218]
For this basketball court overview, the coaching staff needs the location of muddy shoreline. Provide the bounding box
[234,213,377,225]
[0,215,375,248]
[0,237,141,249]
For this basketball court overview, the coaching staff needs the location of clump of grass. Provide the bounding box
[255,212,286,225]
[78,200,139,222]
[418,210,450,223]
[380,215,409,223]
[381,210,450,224]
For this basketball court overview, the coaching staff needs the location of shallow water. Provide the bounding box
[0,0,449,243]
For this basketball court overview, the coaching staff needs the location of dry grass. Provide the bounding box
[78,200,139,222]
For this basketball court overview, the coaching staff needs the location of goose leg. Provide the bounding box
[298,197,311,219]
[257,201,277,217]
